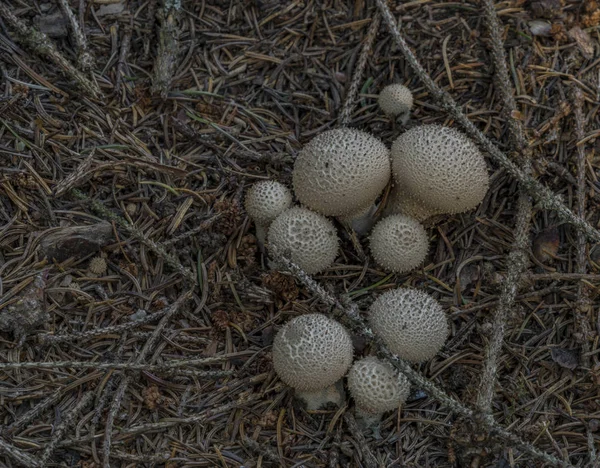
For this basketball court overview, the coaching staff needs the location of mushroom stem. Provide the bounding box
[337,203,378,236]
[254,223,268,252]
[354,407,384,428]
[296,380,345,411]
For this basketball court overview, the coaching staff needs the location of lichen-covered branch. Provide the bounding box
[151,1,181,97]
[476,0,532,417]
[57,0,94,70]
[339,12,381,126]
[0,2,100,98]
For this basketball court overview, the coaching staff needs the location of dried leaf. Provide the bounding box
[550,347,578,370]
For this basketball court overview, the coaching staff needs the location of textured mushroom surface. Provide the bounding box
[368,288,449,363]
[347,356,410,414]
[293,128,390,216]
[369,214,428,273]
[378,84,413,117]
[272,314,354,391]
[268,207,339,274]
[391,125,489,214]
[244,180,293,225]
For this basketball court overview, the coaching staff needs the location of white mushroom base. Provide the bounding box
[296,380,346,411]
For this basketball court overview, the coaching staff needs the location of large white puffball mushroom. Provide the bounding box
[378,84,413,123]
[391,125,489,215]
[369,288,449,363]
[293,128,391,219]
[267,207,339,275]
[273,313,354,410]
[245,181,293,246]
[347,356,410,426]
[369,214,428,273]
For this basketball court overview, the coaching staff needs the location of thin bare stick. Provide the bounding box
[476,0,531,416]
[338,12,381,126]
[571,86,593,367]
[0,436,42,468]
[0,358,231,372]
[374,0,600,244]
[56,0,94,70]
[0,2,100,98]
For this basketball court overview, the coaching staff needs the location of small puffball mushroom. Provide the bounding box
[273,314,354,410]
[369,288,449,363]
[391,125,489,215]
[268,207,339,274]
[293,128,390,223]
[245,181,293,247]
[347,356,410,427]
[378,84,413,123]
[383,185,438,222]
[369,214,428,273]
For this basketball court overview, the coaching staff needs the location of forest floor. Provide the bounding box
[1,0,600,467]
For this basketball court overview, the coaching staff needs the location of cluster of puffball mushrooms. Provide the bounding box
[244,83,490,428]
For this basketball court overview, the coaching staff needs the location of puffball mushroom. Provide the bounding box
[369,214,428,273]
[292,128,390,226]
[369,288,449,363]
[391,125,489,215]
[267,207,339,275]
[347,356,410,427]
[273,313,354,410]
[245,181,293,247]
[378,83,413,124]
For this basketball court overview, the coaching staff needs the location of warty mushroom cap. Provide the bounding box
[368,288,449,363]
[272,313,354,392]
[293,128,391,217]
[378,84,413,117]
[369,214,428,273]
[391,125,489,215]
[267,207,339,275]
[347,356,410,415]
[244,180,293,226]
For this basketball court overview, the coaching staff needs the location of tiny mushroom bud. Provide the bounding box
[273,314,354,410]
[347,356,410,427]
[292,128,390,227]
[267,207,339,275]
[378,83,414,124]
[369,288,449,363]
[245,181,293,247]
[369,214,428,273]
[391,125,489,216]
